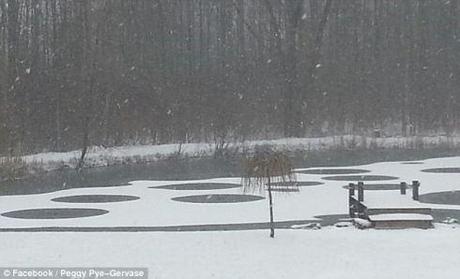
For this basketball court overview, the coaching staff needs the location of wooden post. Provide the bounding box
[349,183,355,196]
[267,172,275,238]
[349,183,355,217]
[358,181,364,202]
[400,182,407,195]
[349,197,355,218]
[412,180,420,200]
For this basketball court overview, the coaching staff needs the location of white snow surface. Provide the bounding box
[369,213,434,221]
[1,228,460,279]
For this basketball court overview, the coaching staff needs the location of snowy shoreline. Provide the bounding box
[18,135,460,172]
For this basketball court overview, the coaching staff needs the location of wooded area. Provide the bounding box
[0,0,459,155]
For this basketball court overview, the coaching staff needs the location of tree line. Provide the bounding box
[0,0,459,155]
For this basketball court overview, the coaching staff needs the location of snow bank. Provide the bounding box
[16,135,460,171]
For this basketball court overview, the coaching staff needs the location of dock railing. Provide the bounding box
[348,180,421,218]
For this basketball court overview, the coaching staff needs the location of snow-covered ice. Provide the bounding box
[1,156,460,228]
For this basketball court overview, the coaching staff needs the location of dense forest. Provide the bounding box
[0,0,459,155]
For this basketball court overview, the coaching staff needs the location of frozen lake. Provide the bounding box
[1,155,460,230]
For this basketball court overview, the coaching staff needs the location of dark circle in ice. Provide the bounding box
[51,195,139,203]
[421,168,460,173]
[296,169,370,175]
[322,175,399,181]
[420,191,460,206]
[171,194,264,203]
[269,181,324,187]
[1,208,109,219]
[151,183,241,191]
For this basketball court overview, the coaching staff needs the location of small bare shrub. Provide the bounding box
[0,156,28,182]
[242,145,297,238]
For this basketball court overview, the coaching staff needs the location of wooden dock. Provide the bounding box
[349,181,433,229]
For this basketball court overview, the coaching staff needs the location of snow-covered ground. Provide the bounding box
[1,228,459,279]
[1,155,460,278]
